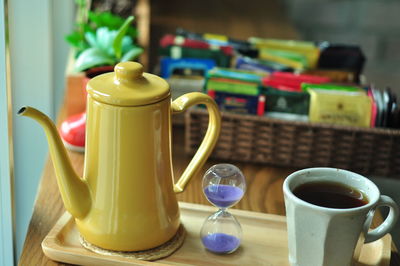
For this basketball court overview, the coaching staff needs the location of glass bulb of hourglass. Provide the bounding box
[202,164,246,208]
[200,210,242,254]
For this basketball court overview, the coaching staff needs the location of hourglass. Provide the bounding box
[200,164,246,254]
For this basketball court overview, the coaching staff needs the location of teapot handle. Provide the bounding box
[171,92,221,193]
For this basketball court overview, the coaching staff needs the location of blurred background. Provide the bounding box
[147,0,400,91]
[284,0,400,93]
[1,0,400,264]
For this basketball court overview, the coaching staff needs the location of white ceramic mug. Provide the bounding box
[283,168,399,266]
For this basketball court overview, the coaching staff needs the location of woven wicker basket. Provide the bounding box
[185,108,400,178]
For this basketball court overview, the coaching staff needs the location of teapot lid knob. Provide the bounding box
[88,61,170,106]
[114,62,143,82]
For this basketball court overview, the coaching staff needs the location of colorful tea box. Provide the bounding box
[205,68,266,115]
[235,56,293,74]
[262,87,310,115]
[308,89,372,127]
[208,90,265,115]
[367,87,378,128]
[262,72,330,92]
[302,83,363,93]
[160,34,233,56]
[160,57,216,78]
[305,83,371,127]
[258,49,308,70]
[302,69,356,83]
[159,46,232,67]
[249,38,320,69]
[205,68,265,96]
[175,28,258,58]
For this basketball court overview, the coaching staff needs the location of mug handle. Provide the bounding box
[171,92,221,193]
[363,195,399,243]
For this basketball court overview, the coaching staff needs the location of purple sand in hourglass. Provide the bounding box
[201,233,241,253]
[204,184,244,208]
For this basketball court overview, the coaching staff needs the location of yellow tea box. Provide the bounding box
[308,89,372,127]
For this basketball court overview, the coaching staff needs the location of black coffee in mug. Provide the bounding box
[293,181,369,209]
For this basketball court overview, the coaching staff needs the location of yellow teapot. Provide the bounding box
[19,62,221,251]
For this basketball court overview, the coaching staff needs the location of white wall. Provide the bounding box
[52,1,75,114]
[7,0,74,260]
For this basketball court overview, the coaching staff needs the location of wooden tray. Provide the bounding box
[42,202,391,266]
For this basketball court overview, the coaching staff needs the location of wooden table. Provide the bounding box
[19,75,400,265]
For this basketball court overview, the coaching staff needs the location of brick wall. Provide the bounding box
[283,0,400,92]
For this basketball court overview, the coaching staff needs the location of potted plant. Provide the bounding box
[61,12,143,152]
[65,0,138,57]
[74,15,142,73]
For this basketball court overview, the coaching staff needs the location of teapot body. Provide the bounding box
[19,62,221,252]
[78,94,180,251]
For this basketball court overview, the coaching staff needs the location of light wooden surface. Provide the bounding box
[42,202,391,266]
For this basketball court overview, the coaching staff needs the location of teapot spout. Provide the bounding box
[18,106,91,219]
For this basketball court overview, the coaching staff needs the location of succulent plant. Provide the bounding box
[74,16,143,72]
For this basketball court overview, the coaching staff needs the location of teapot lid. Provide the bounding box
[87,62,170,106]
